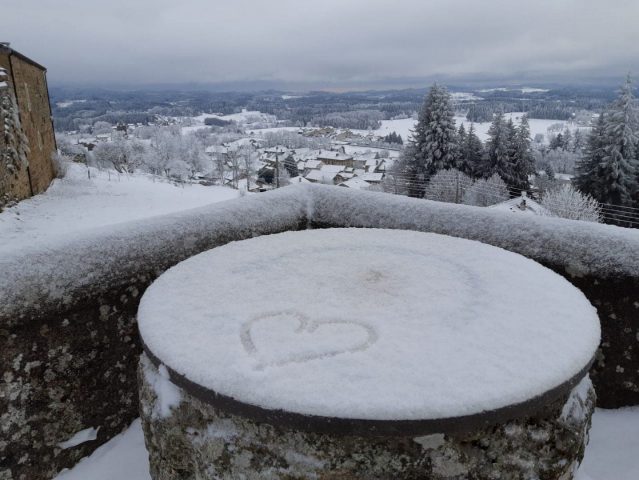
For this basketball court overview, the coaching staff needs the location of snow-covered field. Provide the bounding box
[53,408,639,480]
[0,163,239,254]
[369,114,589,144]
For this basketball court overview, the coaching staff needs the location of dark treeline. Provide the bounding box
[51,84,617,132]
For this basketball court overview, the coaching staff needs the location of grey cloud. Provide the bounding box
[1,0,638,89]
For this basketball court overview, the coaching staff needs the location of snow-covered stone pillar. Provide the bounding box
[139,356,595,480]
[137,229,600,480]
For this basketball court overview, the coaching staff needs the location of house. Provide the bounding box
[490,194,550,216]
[316,150,355,168]
[0,43,56,205]
[359,172,384,184]
[338,177,371,190]
[304,164,344,184]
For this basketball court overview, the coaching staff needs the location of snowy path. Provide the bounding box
[0,163,239,255]
[54,408,639,480]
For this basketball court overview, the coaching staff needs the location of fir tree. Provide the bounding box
[482,111,512,183]
[574,113,606,195]
[572,129,585,153]
[588,76,638,206]
[462,124,483,178]
[283,154,299,178]
[457,123,484,177]
[457,124,467,145]
[404,84,459,196]
[510,115,535,190]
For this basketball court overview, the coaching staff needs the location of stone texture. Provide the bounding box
[139,354,595,480]
[0,46,56,204]
[0,280,146,480]
[566,274,639,408]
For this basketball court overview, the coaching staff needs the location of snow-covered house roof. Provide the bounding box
[205,145,227,155]
[304,159,322,170]
[359,172,384,183]
[364,159,378,171]
[304,167,344,184]
[317,151,353,162]
[319,164,344,174]
[338,177,371,190]
[490,195,550,216]
[291,175,312,184]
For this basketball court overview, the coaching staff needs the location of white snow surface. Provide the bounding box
[577,406,639,480]
[138,228,599,421]
[52,408,639,480]
[0,163,239,255]
[58,427,100,450]
[54,419,150,480]
[140,355,182,419]
[310,185,639,278]
[372,114,588,144]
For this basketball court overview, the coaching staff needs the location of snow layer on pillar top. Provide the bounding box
[307,184,639,278]
[138,228,600,421]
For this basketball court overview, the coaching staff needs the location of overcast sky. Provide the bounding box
[2,0,638,90]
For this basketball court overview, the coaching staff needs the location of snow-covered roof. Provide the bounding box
[304,169,337,183]
[338,178,371,189]
[138,228,599,421]
[291,176,311,184]
[490,195,550,216]
[304,159,321,170]
[319,164,344,173]
[317,151,353,161]
[359,172,384,183]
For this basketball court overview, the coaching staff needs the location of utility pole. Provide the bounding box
[275,149,280,189]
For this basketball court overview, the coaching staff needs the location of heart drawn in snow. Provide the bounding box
[240,310,378,370]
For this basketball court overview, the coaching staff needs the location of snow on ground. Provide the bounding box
[0,163,239,254]
[576,406,639,480]
[370,114,589,144]
[53,408,639,480]
[54,419,151,480]
[182,109,278,135]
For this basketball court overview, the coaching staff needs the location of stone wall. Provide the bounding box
[1,184,637,479]
[0,52,31,204]
[9,52,56,195]
[0,46,56,205]
[0,189,309,480]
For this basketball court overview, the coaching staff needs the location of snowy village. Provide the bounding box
[1,2,639,480]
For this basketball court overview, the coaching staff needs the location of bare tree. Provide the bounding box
[226,148,242,189]
[540,184,601,222]
[424,169,472,204]
[462,174,509,207]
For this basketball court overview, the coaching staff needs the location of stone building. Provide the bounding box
[0,43,56,207]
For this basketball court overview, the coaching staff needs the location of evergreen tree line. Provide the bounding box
[383,132,403,145]
[574,76,639,209]
[465,101,573,123]
[395,84,535,197]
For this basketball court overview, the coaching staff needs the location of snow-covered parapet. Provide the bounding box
[0,185,311,327]
[308,184,639,279]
